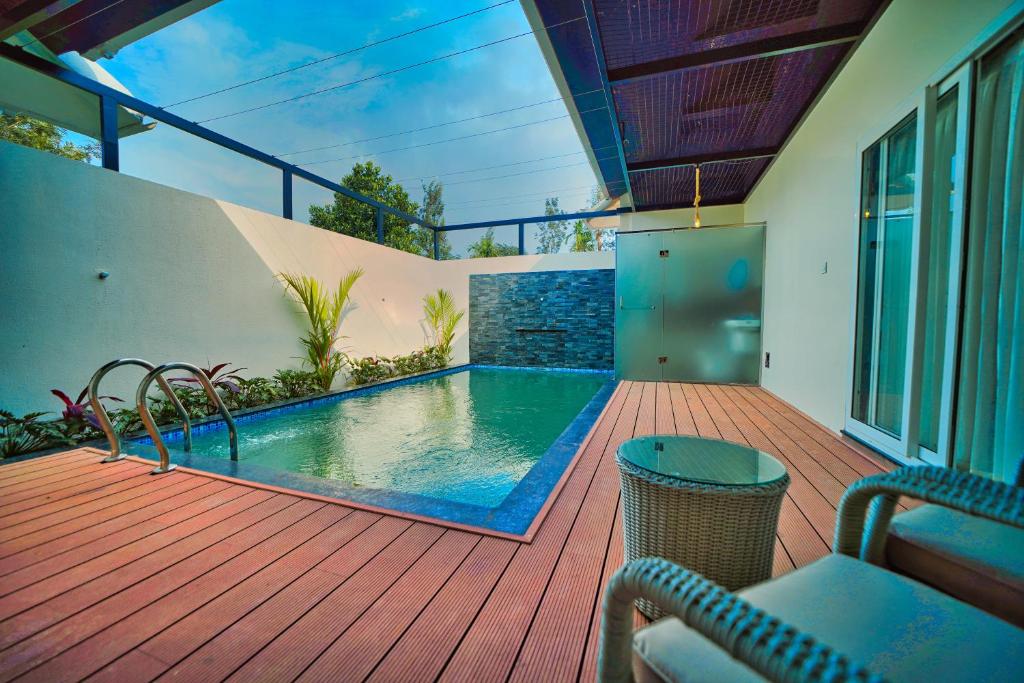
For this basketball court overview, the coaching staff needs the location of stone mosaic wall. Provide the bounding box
[469,269,614,369]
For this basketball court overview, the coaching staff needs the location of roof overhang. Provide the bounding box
[527,0,891,211]
[1,0,220,59]
[0,36,153,138]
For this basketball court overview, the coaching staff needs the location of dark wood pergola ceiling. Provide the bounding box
[1,0,215,59]
[534,0,889,209]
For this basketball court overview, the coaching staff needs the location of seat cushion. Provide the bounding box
[632,554,1024,682]
[886,504,1024,627]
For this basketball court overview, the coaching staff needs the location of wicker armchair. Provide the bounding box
[598,466,1024,683]
[834,465,1024,564]
[598,558,881,683]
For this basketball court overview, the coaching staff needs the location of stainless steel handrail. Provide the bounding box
[137,362,238,474]
[88,358,192,462]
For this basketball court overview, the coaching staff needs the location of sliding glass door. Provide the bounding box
[851,114,917,448]
[848,67,972,463]
[917,70,972,465]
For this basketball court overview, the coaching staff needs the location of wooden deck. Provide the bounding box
[0,382,895,682]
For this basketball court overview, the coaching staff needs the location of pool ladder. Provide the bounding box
[88,359,238,474]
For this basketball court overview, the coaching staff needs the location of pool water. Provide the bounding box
[167,367,610,516]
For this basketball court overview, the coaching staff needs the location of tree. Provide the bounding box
[569,219,596,252]
[0,111,99,162]
[308,161,425,255]
[468,228,518,258]
[536,197,569,254]
[415,180,454,259]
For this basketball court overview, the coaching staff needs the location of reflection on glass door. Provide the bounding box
[851,114,917,439]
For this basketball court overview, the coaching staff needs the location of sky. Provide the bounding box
[97,0,602,256]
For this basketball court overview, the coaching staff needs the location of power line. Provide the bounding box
[297,113,590,166]
[396,145,617,183]
[275,96,568,158]
[439,161,589,188]
[445,184,597,208]
[394,151,586,182]
[163,0,515,108]
[195,15,586,124]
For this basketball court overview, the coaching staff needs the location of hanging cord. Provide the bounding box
[693,164,702,228]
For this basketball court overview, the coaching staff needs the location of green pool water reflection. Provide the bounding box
[185,368,608,508]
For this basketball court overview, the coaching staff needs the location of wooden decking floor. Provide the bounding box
[0,382,895,682]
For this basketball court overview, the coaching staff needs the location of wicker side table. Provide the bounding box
[616,435,790,619]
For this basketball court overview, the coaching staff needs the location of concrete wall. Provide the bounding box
[0,140,613,414]
[745,0,1017,431]
[469,269,614,369]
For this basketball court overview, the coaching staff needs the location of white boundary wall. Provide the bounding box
[0,140,611,414]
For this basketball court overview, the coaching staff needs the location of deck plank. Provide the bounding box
[0,480,239,588]
[0,468,186,538]
[0,383,885,683]
[436,382,639,683]
[156,516,412,683]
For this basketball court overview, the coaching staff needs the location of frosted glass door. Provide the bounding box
[615,231,662,380]
[662,226,764,383]
[615,226,764,383]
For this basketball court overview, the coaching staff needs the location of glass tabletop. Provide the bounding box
[617,435,787,486]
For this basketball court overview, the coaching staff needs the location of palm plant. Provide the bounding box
[279,268,364,391]
[423,289,464,364]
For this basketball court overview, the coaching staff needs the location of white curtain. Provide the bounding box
[954,30,1024,483]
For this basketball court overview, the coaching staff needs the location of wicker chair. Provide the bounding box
[880,463,1024,626]
[598,466,1024,683]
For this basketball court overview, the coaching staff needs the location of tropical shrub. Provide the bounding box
[348,347,447,386]
[273,369,320,398]
[108,407,144,435]
[49,387,122,444]
[226,377,281,410]
[279,269,364,392]
[422,289,464,364]
[347,356,395,386]
[0,410,55,458]
[148,385,213,423]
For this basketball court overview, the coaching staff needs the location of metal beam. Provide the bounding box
[607,22,865,84]
[98,94,118,171]
[582,0,634,202]
[0,42,433,230]
[627,148,777,173]
[375,207,385,244]
[443,208,628,232]
[518,222,525,255]
[282,169,293,220]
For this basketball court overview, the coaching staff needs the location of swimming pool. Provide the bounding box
[131,366,614,537]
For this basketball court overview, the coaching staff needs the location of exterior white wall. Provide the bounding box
[0,140,614,414]
[745,0,1017,431]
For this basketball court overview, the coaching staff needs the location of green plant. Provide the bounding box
[423,289,464,364]
[0,410,55,458]
[227,377,281,410]
[273,369,321,398]
[467,228,518,258]
[280,268,365,392]
[347,356,396,386]
[108,407,143,435]
[148,385,213,424]
[348,347,446,386]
